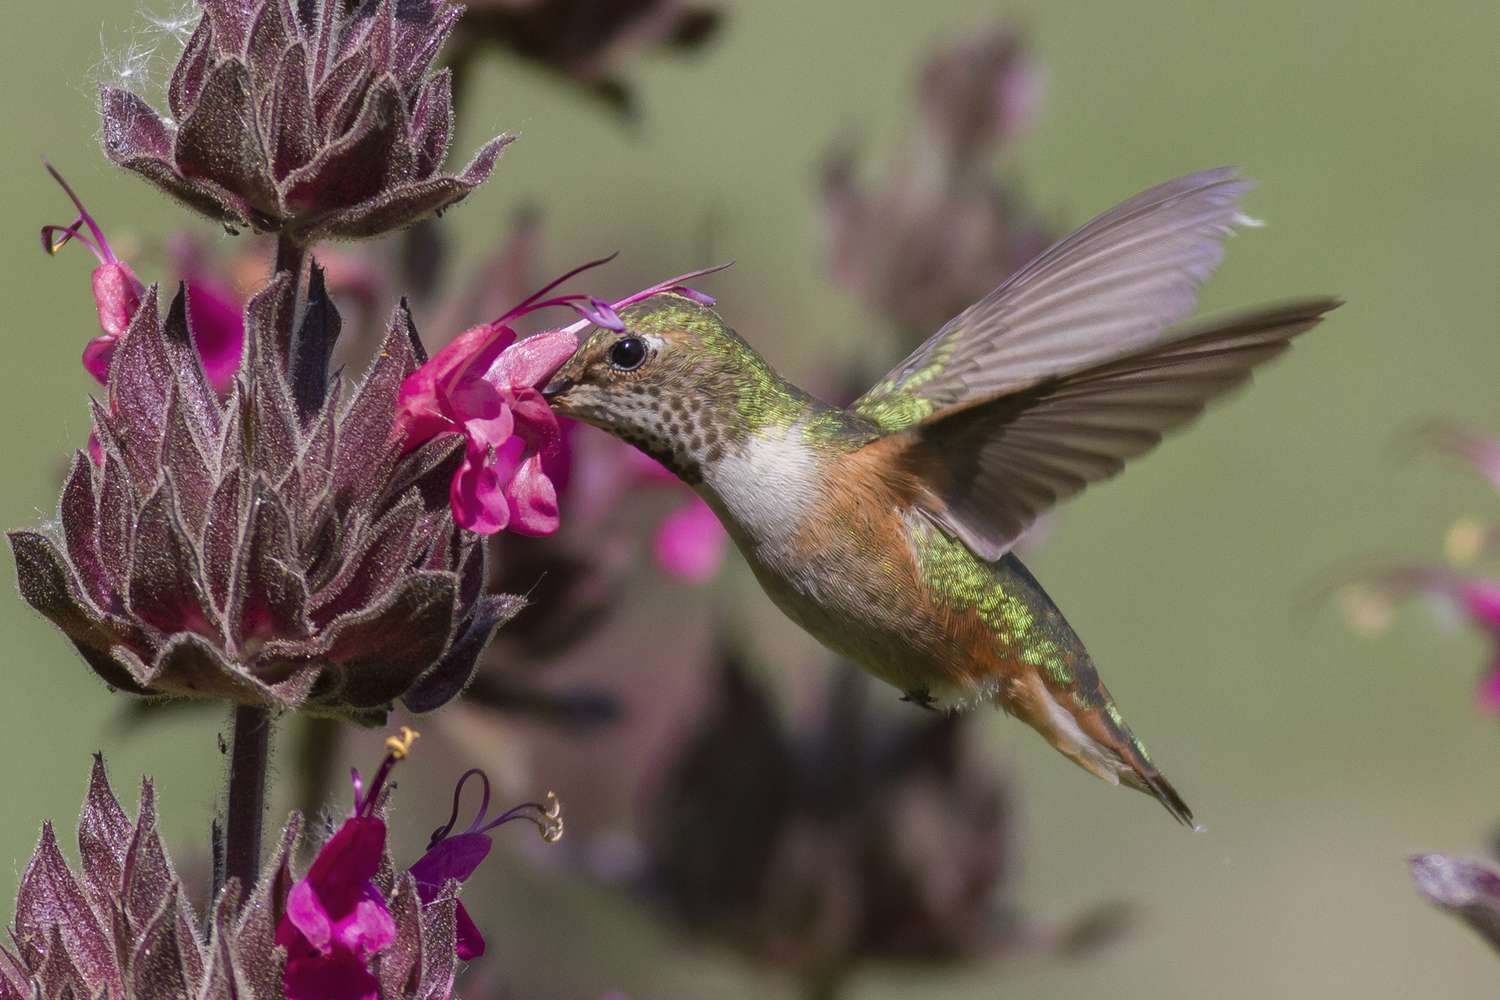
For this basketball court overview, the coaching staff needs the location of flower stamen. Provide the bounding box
[384,725,421,759]
[354,727,421,816]
[40,161,121,265]
[426,768,564,847]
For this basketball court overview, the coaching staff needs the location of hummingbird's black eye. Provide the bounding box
[608,335,648,372]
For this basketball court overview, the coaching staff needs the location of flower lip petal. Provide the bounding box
[409,830,492,894]
[454,901,486,960]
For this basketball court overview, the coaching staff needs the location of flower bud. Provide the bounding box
[100,0,511,244]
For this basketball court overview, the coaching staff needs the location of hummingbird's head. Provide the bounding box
[543,295,801,482]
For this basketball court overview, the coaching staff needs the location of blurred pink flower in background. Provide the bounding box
[1342,423,1500,714]
[624,448,727,582]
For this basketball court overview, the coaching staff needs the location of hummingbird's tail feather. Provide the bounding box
[988,554,1198,828]
[1006,667,1197,828]
[1112,729,1197,829]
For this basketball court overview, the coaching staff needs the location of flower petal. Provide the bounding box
[410,832,492,896]
[284,952,382,1000]
[91,262,146,339]
[503,452,560,536]
[450,437,523,535]
[280,815,391,954]
[487,328,580,389]
[81,334,117,386]
[454,900,486,961]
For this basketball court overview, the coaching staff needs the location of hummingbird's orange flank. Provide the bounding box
[542,168,1340,826]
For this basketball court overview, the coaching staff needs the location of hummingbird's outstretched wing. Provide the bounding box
[851,167,1254,432]
[898,298,1340,561]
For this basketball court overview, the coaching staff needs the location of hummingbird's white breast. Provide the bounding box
[701,423,823,554]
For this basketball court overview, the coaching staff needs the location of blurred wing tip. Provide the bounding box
[1233,212,1265,229]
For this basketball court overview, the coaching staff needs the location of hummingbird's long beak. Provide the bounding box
[541,376,573,401]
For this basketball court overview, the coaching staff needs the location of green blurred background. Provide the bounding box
[3,0,1499,996]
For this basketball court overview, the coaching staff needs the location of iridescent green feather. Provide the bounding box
[851,339,958,432]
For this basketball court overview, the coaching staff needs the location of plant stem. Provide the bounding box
[274,235,306,285]
[274,235,308,355]
[223,704,272,898]
[292,715,342,837]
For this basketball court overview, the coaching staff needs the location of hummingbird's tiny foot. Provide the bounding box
[900,687,937,711]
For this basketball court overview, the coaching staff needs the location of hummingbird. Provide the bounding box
[542,168,1340,826]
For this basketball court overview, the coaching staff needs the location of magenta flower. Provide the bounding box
[410,769,562,960]
[165,236,246,394]
[397,258,727,537]
[276,729,562,996]
[396,319,579,535]
[40,163,146,385]
[43,164,246,397]
[277,739,406,1000]
[654,499,726,582]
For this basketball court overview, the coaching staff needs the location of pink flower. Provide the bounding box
[276,741,406,1000]
[654,499,727,583]
[397,320,580,535]
[1351,569,1500,714]
[276,730,563,996]
[398,257,729,537]
[625,449,728,582]
[43,165,247,396]
[165,236,246,394]
[409,769,562,960]
[40,163,146,384]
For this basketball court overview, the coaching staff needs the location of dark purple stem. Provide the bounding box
[224,704,272,900]
[274,235,307,355]
[274,235,306,286]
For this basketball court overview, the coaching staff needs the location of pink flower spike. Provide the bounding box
[654,498,728,582]
[277,729,418,998]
